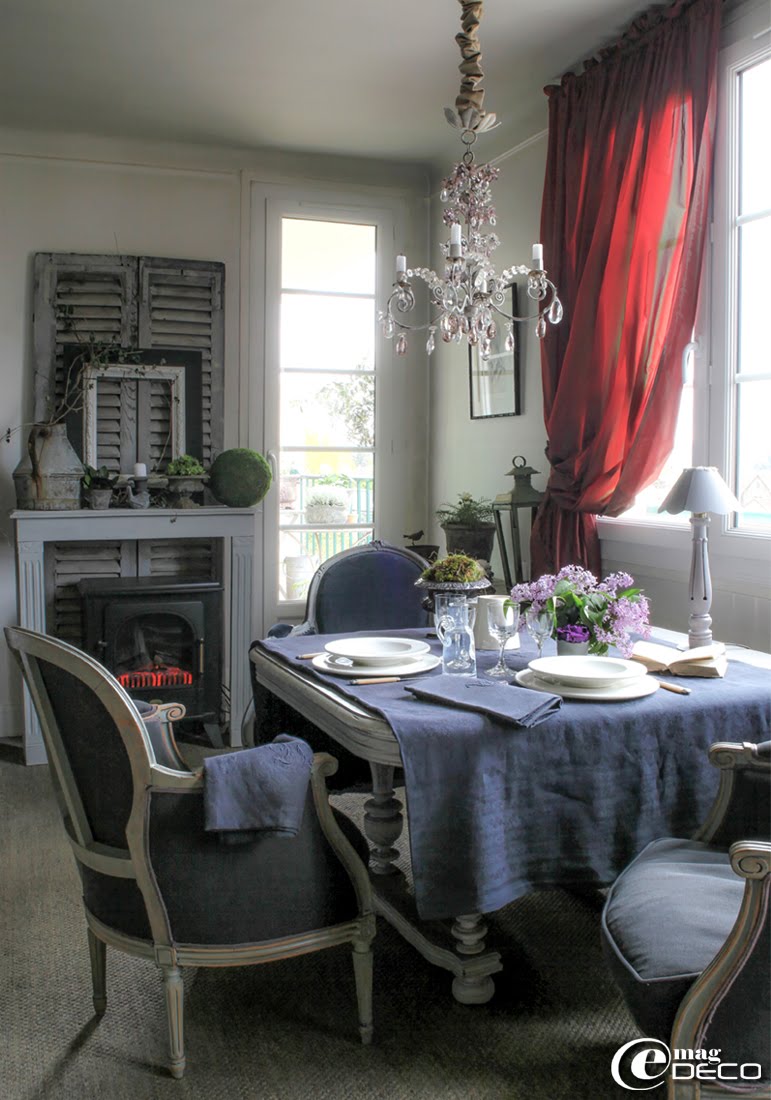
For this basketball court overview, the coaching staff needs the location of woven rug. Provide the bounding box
[0,751,638,1099]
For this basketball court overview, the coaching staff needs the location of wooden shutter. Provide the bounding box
[138,258,225,465]
[138,539,220,580]
[44,542,133,647]
[33,254,136,438]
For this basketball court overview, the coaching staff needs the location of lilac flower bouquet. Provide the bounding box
[510,565,651,657]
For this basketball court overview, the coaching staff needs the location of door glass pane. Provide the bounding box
[281,371,374,449]
[737,218,770,377]
[281,295,375,371]
[278,217,377,603]
[740,58,771,217]
[736,379,771,530]
[282,219,376,294]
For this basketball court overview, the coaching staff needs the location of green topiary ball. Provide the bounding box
[209,448,272,508]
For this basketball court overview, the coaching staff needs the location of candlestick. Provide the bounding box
[134,462,147,478]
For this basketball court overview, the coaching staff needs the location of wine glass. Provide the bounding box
[526,606,554,660]
[486,599,520,678]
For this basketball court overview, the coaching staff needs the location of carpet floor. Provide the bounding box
[0,749,639,1099]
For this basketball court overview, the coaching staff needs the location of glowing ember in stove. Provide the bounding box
[118,666,193,689]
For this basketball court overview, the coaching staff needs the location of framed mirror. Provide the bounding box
[468,284,522,419]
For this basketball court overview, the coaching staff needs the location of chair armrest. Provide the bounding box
[693,740,771,846]
[310,753,373,918]
[670,840,771,1059]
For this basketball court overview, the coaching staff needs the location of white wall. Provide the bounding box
[0,130,430,743]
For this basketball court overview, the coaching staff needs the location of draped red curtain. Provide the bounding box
[530,0,721,576]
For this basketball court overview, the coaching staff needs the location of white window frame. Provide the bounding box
[247,180,423,632]
[598,2,771,589]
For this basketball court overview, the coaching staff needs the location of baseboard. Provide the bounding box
[0,702,23,744]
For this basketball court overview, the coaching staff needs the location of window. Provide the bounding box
[276,217,377,602]
[617,14,771,538]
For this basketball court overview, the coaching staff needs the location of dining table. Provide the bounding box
[248,627,771,1005]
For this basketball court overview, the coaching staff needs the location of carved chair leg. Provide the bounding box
[87,927,107,1016]
[161,965,186,1079]
[351,941,374,1046]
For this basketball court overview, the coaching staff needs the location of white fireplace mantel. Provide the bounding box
[12,507,257,764]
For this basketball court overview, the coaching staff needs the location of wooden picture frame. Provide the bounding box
[468,284,522,419]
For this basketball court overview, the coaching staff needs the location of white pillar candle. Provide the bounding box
[396,254,407,274]
[532,242,544,268]
[450,223,462,258]
[134,462,147,478]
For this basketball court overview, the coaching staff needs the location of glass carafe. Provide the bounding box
[439,601,477,677]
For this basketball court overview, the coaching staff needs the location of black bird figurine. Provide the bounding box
[403,530,424,544]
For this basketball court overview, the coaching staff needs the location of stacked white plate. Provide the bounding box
[313,636,440,678]
[515,654,658,701]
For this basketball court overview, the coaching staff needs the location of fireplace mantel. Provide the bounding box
[12,507,256,764]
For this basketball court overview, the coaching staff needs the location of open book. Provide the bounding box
[631,641,727,678]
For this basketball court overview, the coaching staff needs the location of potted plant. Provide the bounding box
[305,488,348,525]
[414,552,492,612]
[81,464,119,510]
[436,492,496,561]
[165,454,208,508]
[511,566,651,657]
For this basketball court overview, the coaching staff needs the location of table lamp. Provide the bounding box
[658,466,740,648]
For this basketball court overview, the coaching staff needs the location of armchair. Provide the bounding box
[5,626,375,1079]
[601,739,770,1097]
[267,540,429,637]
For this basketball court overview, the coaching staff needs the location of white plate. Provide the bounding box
[324,636,430,667]
[312,652,440,679]
[528,655,647,689]
[515,668,659,702]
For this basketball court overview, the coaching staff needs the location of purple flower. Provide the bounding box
[556,624,591,644]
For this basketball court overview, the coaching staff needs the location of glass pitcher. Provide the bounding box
[438,601,477,677]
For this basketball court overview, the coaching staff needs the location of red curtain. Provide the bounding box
[531,0,721,576]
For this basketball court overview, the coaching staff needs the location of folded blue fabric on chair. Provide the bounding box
[405,675,562,728]
[203,734,314,839]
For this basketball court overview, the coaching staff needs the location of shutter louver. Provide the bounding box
[45,542,129,647]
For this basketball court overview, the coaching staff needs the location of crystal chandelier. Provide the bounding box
[379,0,562,359]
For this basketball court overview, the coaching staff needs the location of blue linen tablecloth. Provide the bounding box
[256,630,771,921]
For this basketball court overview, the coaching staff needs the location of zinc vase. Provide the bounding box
[13,423,83,510]
[556,640,591,656]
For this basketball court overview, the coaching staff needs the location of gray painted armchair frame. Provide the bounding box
[5,626,375,1079]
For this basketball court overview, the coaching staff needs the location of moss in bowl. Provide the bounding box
[209,448,272,508]
[420,554,486,584]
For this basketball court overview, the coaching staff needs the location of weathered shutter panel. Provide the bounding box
[138,539,220,580]
[137,258,225,466]
[33,254,137,439]
[44,542,133,647]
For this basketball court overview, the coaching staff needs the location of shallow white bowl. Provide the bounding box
[528,655,647,689]
[324,636,430,667]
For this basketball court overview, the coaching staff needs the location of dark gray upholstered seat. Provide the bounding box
[5,626,375,1080]
[601,740,770,1098]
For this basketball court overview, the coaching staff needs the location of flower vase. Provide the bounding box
[556,639,591,657]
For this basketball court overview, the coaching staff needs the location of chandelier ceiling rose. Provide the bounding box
[379,0,563,360]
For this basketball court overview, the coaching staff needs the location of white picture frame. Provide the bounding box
[81,362,186,468]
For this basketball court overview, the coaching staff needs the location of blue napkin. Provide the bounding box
[203,734,313,841]
[405,675,562,728]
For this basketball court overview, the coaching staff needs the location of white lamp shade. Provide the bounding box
[658,466,740,516]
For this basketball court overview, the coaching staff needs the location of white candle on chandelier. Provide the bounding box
[532,242,544,269]
[450,223,462,258]
[396,254,407,274]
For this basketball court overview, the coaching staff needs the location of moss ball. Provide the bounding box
[209,449,272,508]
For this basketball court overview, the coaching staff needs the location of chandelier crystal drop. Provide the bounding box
[379,0,562,359]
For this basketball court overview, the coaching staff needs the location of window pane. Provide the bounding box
[281,371,374,450]
[282,219,376,293]
[738,217,771,376]
[736,379,771,530]
[740,57,771,216]
[281,295,375,371]
[279,452,374,523]
[619,380,693,523]
[278,529,373,602]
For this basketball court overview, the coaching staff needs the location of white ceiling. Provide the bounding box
[0,0,647,165]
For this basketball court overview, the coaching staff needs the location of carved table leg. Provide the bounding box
[363,763,403,876]
[450,913,496,1004]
